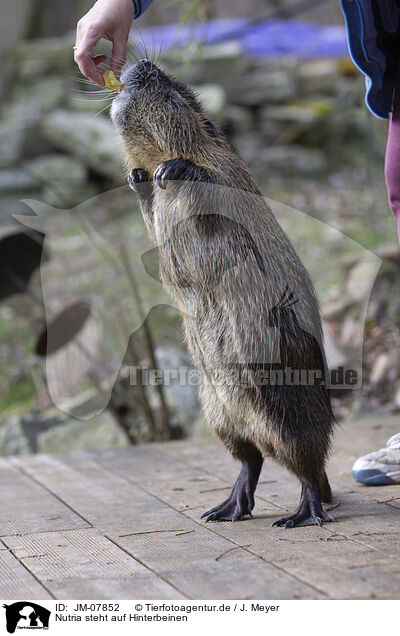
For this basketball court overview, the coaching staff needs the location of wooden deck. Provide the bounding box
[1,414,400,600]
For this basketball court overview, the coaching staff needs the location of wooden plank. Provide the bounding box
[11,453,195,536]
[114,527,321,599]
[12,453,324,599]
[196,492,400,599]
[0,458,90,536]
[95,442,400,599]
[94,442,306,520]
[3,529,183,600]
[0,544,52,599]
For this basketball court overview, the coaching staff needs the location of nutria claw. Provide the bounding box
[128,168,150,192]
[201,496,253,522]
[201,480,256,522]
[153,158,194,189]
[272,485,336,528]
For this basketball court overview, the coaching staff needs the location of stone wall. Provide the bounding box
[0,34,365,223]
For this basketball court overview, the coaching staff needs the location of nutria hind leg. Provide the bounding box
[201,441,263,522]
[320,471,332,503]
[272,483,335,529]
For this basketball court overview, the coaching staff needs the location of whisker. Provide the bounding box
[92,101,114,118]
[71,95,116,102]
[72,89,117,96]
[126,42,140,66]
[73,78,98,85]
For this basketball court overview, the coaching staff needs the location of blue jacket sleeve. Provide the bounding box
[133,0,154,19]
[340,0,400,119]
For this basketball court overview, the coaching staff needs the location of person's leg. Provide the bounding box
[385,66,400,244]
[353,70,400,486]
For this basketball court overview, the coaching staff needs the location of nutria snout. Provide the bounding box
[111,61,335,528]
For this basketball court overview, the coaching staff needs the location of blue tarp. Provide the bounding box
[133,18,348,59]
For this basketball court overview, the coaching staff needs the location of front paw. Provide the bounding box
[153,158,194,190]
[128,168,150,193]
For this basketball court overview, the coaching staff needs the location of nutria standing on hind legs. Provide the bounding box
[111,59,335,528]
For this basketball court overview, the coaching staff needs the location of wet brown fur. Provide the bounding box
[111,60,335,523]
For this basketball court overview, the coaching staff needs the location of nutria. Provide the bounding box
[110,59,335,527]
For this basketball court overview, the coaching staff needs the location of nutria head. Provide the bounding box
[111,59,226,175]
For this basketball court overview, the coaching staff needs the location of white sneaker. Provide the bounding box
[352,432,400,485]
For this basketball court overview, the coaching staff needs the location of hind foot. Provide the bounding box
[201,482,254,522]
[272,484,336,529]
[201,443,263,522]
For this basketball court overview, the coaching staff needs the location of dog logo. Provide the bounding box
[3,602,50,633]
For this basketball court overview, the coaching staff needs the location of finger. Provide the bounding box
[110,37,127,78]
[74,32,105,85]
[75,51,105,86]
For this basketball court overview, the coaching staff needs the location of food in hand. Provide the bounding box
[103,70,122,90]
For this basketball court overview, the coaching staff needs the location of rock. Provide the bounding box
[0,170,36,193]
[231,132,265,156]
[229,69,296,106]
[40,183,99,208]
[375,242,400,261]
[191,83,226,119]
[393,387,400,410]
[370,353,391,385]
[346,258,381,302]
[165,43,246,86]
[0,416,31,456]
[154,346,201,433]
[0,122,52,163]
[0,155,93,208]
[243,144,327,176]
[0,79,66,165]
[42,110,124,182]
[36,410,128,453]
[15,34,75,78]
[5,77,66,121]
[340,317,362,347]
[0,194,42,223]
[298,60,340,96]
[323,295,355,321]
[260,98,334,138]
[224,104,255,132]
[24,154,87,186]
[323,325,348,370]
[0,125,24,168]
[196,41,243,61]
[0,121,53,169]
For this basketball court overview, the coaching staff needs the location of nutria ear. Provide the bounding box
[203,120,216,136]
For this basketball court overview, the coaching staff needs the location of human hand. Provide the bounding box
[74,0,134,86]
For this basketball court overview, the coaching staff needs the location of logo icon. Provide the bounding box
[3,602,50,634]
